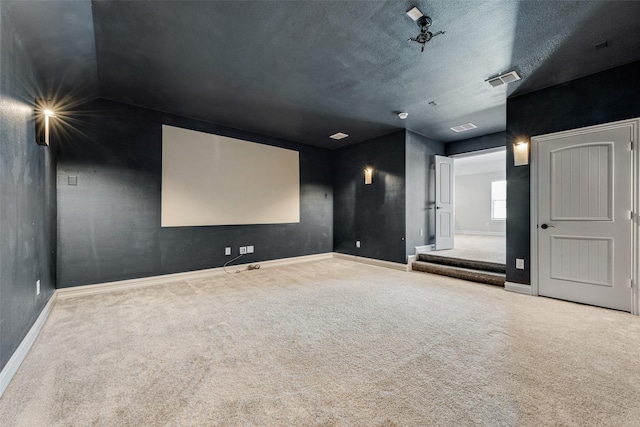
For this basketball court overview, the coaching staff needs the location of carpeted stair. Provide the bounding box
[412,253,506,287]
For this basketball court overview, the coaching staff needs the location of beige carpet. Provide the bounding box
[430,234,506,264]
[1,259,639,426]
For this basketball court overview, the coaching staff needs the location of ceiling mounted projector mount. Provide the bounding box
[406,7,445,53]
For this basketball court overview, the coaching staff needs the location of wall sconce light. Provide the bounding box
[364,167,373,185]
[35,98,56,146]
[513,140,529,166]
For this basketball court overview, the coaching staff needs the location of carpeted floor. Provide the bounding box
[1,259,639,426]
[430,234,506,264]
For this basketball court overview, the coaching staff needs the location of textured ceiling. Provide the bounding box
[6,1,640,149]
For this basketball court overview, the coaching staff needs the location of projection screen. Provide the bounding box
[162,125,300,227]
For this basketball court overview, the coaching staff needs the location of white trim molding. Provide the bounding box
[0,292,57,398]
[455,230,506,236]
[332,252,409,271]
[57,252,413,301]
[58,253,335,300]
[504,281,533,295]
[406,255,417,271]
[415,244,435,254]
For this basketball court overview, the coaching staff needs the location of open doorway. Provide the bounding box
[436,148,506,265]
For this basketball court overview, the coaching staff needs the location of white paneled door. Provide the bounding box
[435,155,454,250]
[535,122,634,311]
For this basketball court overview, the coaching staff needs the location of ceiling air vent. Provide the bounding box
[450,123,477,133]
[486,70,521,87]
[330,132,349,140]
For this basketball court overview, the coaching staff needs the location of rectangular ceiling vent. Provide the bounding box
[487,70,521,87]
[330,132,349,140]
[450,123,478,133]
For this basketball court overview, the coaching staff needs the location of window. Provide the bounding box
[491,180,506,220]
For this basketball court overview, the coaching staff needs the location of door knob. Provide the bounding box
[436,206,442,209]
[540,223,555,229]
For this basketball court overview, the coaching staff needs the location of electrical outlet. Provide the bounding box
[356,241,361,248]
[225,247,231,256]
[239,246,247,255]
[516,258,525,270]
[36,280,40,296]
[247,245,254,254]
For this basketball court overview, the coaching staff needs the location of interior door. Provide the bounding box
[435,155,454,250]
[536,123,633,311]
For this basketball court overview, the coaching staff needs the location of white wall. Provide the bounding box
[454,150,505,235]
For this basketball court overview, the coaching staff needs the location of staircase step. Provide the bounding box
[412,261,505,287]
[417,253,506,273]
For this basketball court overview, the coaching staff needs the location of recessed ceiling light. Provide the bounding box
[450,123,477,133]
[398,112,409,120]
[330,132,349,140]
[486,70,521,87]
[406,6,423,21]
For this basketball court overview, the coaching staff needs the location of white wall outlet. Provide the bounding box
[516,258,525,270]
[247,245,254,254]
[225,247,231,256]
[355,240,361,248]
[36,279,40,296]
[239,246,247,255]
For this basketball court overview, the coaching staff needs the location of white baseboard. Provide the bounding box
[332,253,408,271]
[456,231,506,236]
[57,253,334,300]
[0,292,57,398]
[415,245,434,254]
[406,255,417,271]
[504,281,532,295]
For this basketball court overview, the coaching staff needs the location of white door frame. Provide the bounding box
[530,118,639,315]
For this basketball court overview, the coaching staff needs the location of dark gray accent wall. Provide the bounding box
[506,60,640,285]
[0,4,56,372]
[333,131,406,263]
[445,132,506,156]
[56,99,332,288]
[405,131,445,256]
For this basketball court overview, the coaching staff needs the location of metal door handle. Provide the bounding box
[436,206,442,209]
[540,223,555,229]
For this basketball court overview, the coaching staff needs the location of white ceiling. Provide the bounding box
[454,149,506,176]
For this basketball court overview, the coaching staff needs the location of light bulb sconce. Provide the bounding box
[35,98,56,146]
[364,167,373,185]
[513,140,529,166]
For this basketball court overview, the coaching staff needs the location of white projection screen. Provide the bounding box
[162,125,300,227]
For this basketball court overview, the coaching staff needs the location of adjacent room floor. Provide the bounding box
[430,233,506,265]
[1,259,638,426]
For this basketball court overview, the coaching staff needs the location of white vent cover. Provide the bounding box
[450,123,478,133]
[330,132,349,140]
[486,70,521,87]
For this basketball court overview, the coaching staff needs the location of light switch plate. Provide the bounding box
[516,258,525,270]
